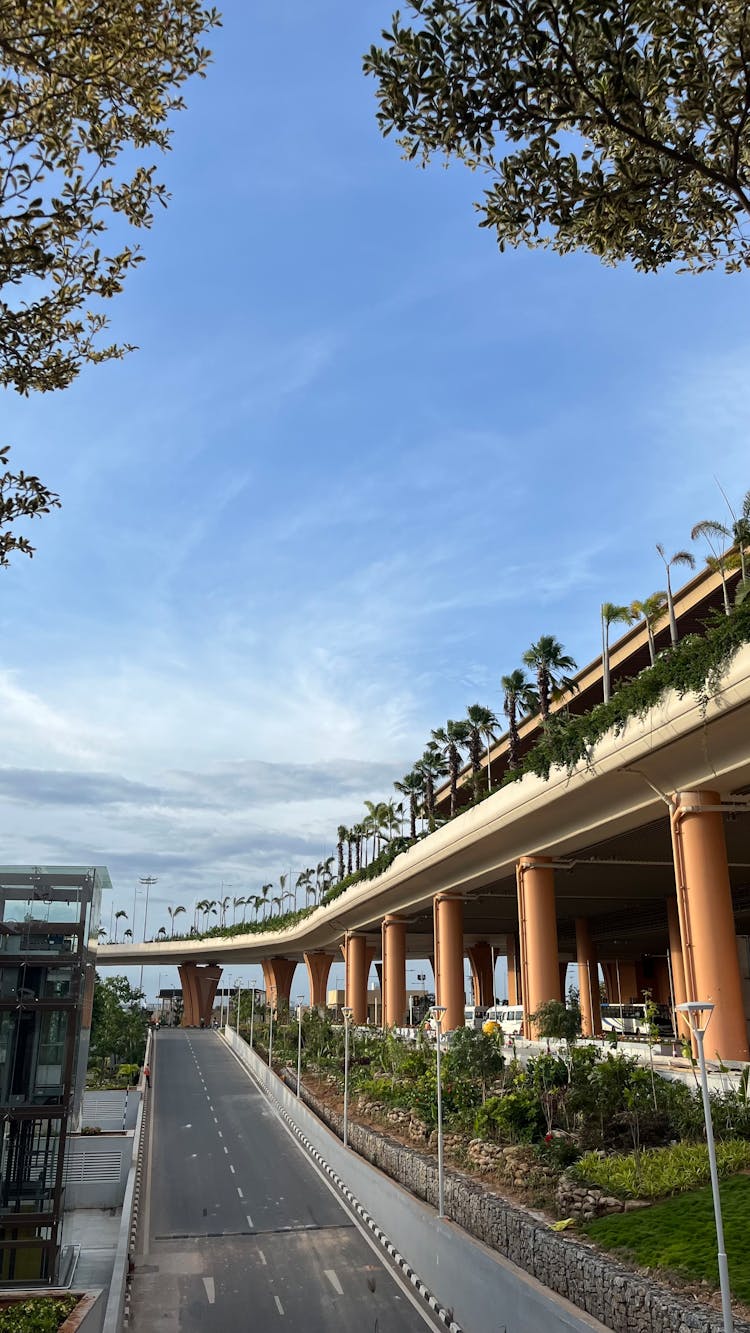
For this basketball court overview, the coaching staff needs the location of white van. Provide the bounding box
[485,1005,524,1037]
[464,1005,488,1030]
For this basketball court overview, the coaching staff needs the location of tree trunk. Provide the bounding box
[410,795,417,840]
[602,617,611,705]
[646,622,656,666]
[507,702,519,770]
[666,568,678,647]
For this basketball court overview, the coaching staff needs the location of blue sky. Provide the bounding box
[1,2,748,999]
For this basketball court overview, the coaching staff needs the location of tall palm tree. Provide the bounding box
[416,744,448,830]
[123,928,133,941]
[691,519,733,614]
[522,636,577,722]
[232,895,245,925]
[600,603,633,705]
[351,823,364,872]
[629,592,668,666]
[114,909,128,942]
[732,490,750,587]
[261,883,272,918]
[168,904,186,937]
[336,826,348,881]
[156,925,167,940]
[430,720,470,816]
[394,771,424,840]
[465,703,499,798]
[501,669,538,771]
[345,829,353,876]
[296,869,312,907]
[656,543,696,646]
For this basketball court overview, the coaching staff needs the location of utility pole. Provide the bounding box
[138,876,158,995]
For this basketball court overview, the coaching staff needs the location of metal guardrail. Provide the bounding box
[101,1030,152,1333]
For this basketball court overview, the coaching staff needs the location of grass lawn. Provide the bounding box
[584,1175,750,1304]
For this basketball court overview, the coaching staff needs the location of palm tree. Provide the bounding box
[630,592,668,666]
[272,895,282,916]
[656,544,696,646]
[123,928,133,941]
[416,744,448,830]
[352,823,364,872]
[97,927,107,942]
[261,883,272,918]
[218,894,231,928]
[296,869,312,907]
[168,904,186,937]
[691,519,733,614]
[430,720,470,816]
[465,703,499,798]
[336,826,348,881]
[600,603,633,705]
[156,925,167,940]
[394,771,424,840]
[501,669,538,771]
[113,909,128,942]
[232,895,245,925]
[522,636,578,722]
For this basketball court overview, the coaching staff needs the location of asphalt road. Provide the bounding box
[129,1029,439,1332]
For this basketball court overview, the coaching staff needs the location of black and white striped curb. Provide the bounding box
[123,1082,150,1328]
[256,1063,463,1333]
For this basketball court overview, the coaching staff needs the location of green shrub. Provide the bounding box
[0,1297,77,1333]
[474,1090,544,1144]
[116,1063,140,1084]
[572,1139,750,1200]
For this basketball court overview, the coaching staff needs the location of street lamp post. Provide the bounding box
[268,1000,274,1070]
[236,978,242,1031]
[137,875,158,995]
[430,1005,447,1219]
[342,1006,353,1147]
[296,995,305,1097]
[676,1002,734,1333]
[249,987,256,1049]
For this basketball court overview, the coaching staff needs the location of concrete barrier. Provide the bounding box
[101,1031,151,1333]
[224,1026,607,1333]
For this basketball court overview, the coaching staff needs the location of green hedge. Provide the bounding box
[572,1138,750,1200]
[0,1298,78,1333]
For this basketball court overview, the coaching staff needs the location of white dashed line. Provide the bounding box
[246,1214,254,1229]
[237,1187,244,1199]
[324,1270,343,1296]
[258,1249,266,1265]
[202,1276,215,1304]
[229,1164,235,1173]
[223,1146,228,1154]
[274,1296,284,1315]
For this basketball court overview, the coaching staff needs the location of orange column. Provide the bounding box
[466,942,494,1007]
[507,935,520,1005]
[304,952,334,1009]
[261,957,296,1014]
[671,789,749,1061]
[575,919,602,1037]
[667,897,689,1040]
[346,934,368,1024]
[433,895,465,1031]
[516,857,560,1037]
[381,916,407,1028]
[178,961,222,1026]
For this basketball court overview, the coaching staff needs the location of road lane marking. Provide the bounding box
[217,1130,222,1138]
[229,1164,235,1173]
[223,1146,228,1154]
[274,1296,284,1315]
[258,1249,266,1265]
[237,1187,244,1198]
[325,1270,343,1295]
[202,1277,215,1304]
[246,1214,254,1228]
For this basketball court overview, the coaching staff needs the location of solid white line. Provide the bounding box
[274,1296,284,1315]
[202,1276,215,1304]
[324,1269,344,1295]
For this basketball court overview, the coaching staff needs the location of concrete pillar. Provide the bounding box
[575,919,602,1037]
[345,934,368,1025]
[667,897,689,1040]
[507,935,520,1005]
[670,789,749,1061]
[178,961,222,1027]
[516,857,560,1037]
[261,957,295,1014]
[381,916,407,1028]
[304,952,334,1009]
[433,895,464,1031]
[466,942,494,1008]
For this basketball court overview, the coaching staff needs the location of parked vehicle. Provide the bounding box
[600,1002,674,1039]
[485,1004,524,1036]
[464,1004,488,1030]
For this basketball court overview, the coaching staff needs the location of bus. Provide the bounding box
[600,1003,674,1039]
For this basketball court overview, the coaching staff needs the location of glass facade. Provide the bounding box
[0,867,108,1283]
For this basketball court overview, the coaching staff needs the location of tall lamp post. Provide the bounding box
[249,987,256,1049]
[342,1006,353,1147]
[296,995,305,1097]
[268,999,274,1070]
[430,1005,447,1219]
[676,1002,733,1333]
[137,875,158,995]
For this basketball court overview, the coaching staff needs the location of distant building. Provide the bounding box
[0,866,108,1284]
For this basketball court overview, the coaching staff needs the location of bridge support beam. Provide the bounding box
[466,941,494,1008]
[507,935,520,1006]
[671,789,749,1061]
[433,894,464,1031]
[178,962,222,1027]
[381,916,407,1028]
[261,957,296,1015]
[304,951,334,1010]
[575,918,602,1037]
[517,857,560,1038]
[344,934,375,1025]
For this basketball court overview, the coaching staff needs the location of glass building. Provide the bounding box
[0,866,108,1283]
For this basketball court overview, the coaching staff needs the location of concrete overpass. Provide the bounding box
[100,639,750,1060]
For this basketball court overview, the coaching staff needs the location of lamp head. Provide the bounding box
[342,1006,354,1022]
[676,1000,715,1035]
[429,1005,447,1025]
